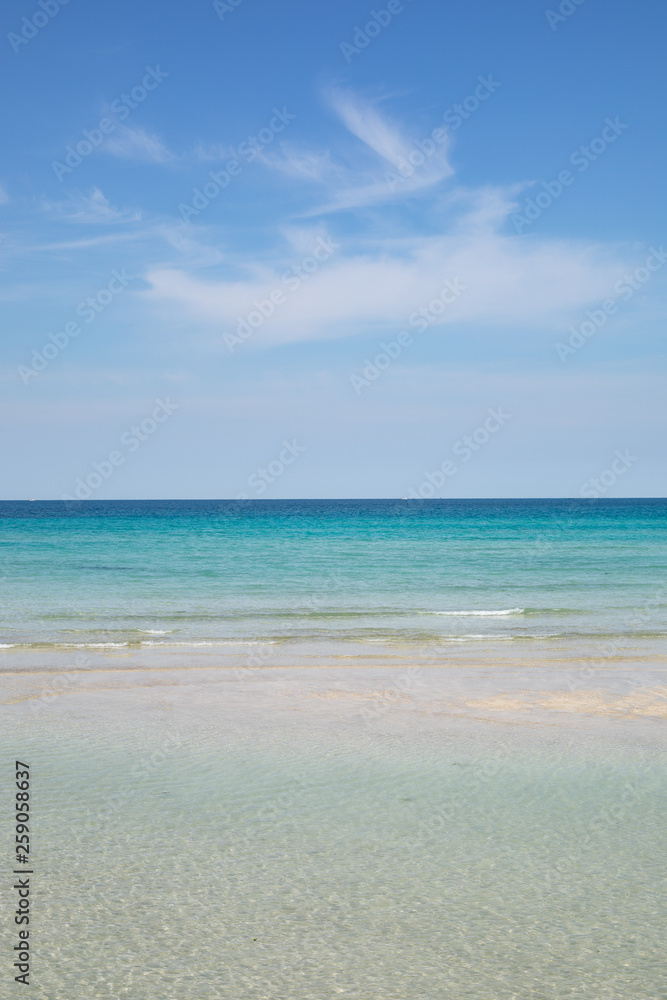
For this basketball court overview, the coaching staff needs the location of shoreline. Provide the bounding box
[3,661,666,742]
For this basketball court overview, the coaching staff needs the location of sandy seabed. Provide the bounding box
[2,657,666,1000]
[3,653,667,737]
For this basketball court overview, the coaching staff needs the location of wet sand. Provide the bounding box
[3,658,667,743]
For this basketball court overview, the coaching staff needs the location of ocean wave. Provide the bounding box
[440,634,515,641]
[72,642,129,648]
[139,640,279,647]
[442,632,562,641]
[32,607,593,625]
[432,608,525,617]
[521,607,585,615]
[0,639,281,650]
[0,629,664,651]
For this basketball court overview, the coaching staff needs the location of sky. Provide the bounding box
[1,0,666,499]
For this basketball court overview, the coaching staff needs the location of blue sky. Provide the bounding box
[2,0,666,499]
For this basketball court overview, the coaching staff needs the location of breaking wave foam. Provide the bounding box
[432,608,525,617]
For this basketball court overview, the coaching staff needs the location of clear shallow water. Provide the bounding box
[0,499,666,665]
[2,500,665,996]
[5,724,666,1000]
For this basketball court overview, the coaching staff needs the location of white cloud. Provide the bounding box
[260,144,340,184]
[42,188,142,225]
[142,220,635,348]
[103,125,174,163]
[140,90,642,348]
[192,142,237,163]
[261,89,454,213]
[156,224,225,267]
[328,88,450,175]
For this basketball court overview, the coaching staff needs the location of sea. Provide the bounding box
[1,497,666,668]
[1,499,666,999]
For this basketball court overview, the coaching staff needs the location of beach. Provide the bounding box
[2,499,666,997]
[2,659,666,999]
[6,0,666,992]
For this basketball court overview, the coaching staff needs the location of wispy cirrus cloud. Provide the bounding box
[329,88,450,175]
[260,145,341,184]
[191,142,236,163]
[138,91,646,348]
[103,124,175,163]
[17,89,659,363]
[6,189,226,268]
[260,88,454,213]
[41,187,143,225]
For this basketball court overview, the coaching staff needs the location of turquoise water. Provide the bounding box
[2,499,666,998]
[1,499,666,664]
[2,722,666,1000]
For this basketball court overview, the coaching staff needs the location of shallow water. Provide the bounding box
[5,719,666,1000]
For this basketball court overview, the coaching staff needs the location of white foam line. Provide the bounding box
[432,608,525,617]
